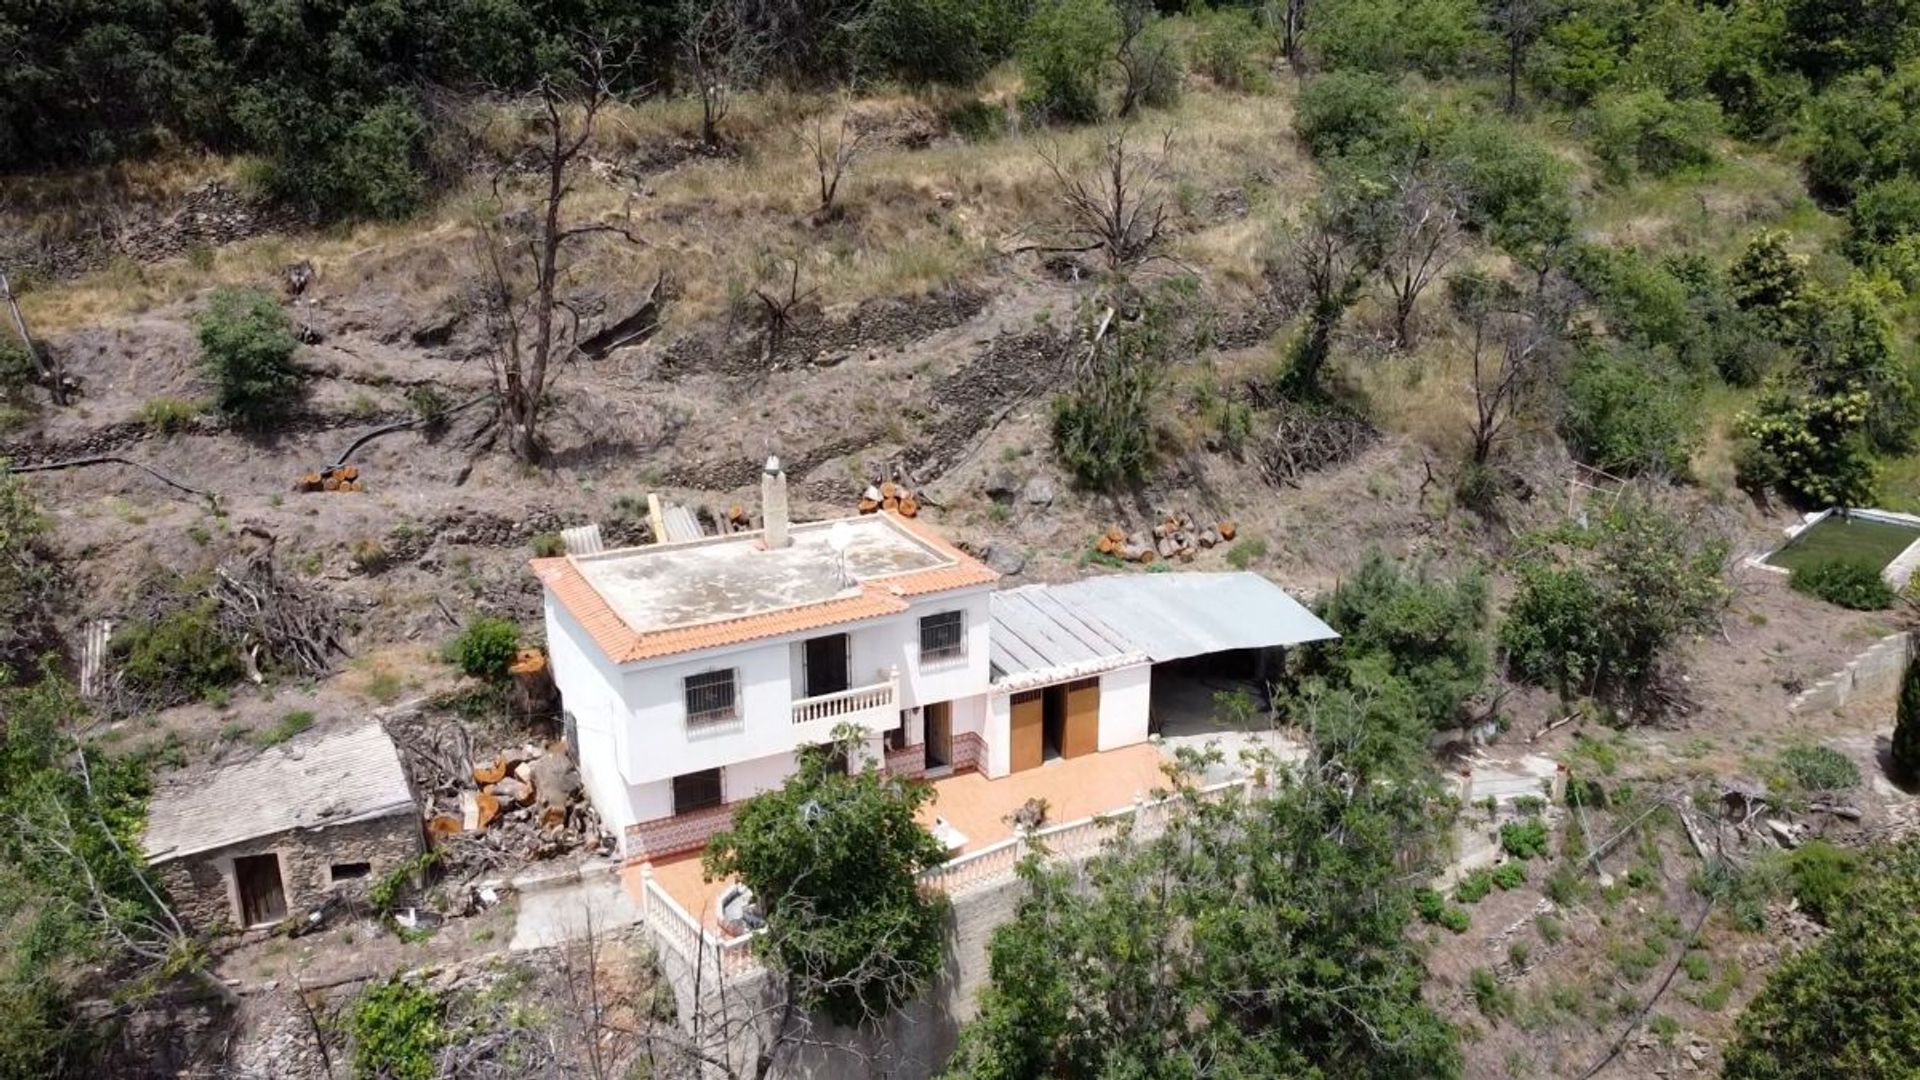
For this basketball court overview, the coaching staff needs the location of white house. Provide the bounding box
[533,459,1337,861]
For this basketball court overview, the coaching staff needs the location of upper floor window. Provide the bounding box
[919,610,965,663]
[684,669,740,729]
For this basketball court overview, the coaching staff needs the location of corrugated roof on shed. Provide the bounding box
[1041,571,1337,663]
[989,585,1146,683]
[142,722,416,863]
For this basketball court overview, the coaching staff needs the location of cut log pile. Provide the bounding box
[294,464,364,493]
[1095,513,1236,564]
[386,711,609,880]
[856,480,921,517]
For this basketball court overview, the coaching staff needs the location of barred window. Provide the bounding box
[919,610,965,662]
[672,769,723,814]
[684,669,739,728]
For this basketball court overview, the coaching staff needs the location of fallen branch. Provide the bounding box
[1530,713,1577,743]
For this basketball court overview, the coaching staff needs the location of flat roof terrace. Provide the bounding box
[573,514,952,633]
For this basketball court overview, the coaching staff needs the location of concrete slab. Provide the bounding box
[509,870,644,951]
[573,515,950,632]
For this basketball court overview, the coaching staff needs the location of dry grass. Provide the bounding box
[17,70,1322,334]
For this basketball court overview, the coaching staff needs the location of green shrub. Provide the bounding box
[1224,536,1266,569]
[1500,505,1729,703]
[1846,175,1920,258]
[196,287,302,428]
[1728,230,1812,340]
[1500,819,1550,860]
[1723,840,1920,1078]
[1492,862,1527,890]
[1414,886,1446,922]
[1455,868,1494,903]
[446,617,520,681]
[1191,11,1266,91]
[113,598,245,703]
[1777,743,1863,792]
[1307,551,1489,729]
[1311,0,1484,78]
[1894,650,1920,783]
[137,396,202,434]
[1435,117,1574,263]
[1294,71,1410,161]
[1018,0,1119,124]
[1470,966,1513,1019]
[530,532,565,558]
[1800,62,1920,205]
[240,94,433,220]
[1559,348,1700,478]
[253,710,316,748]
[405,385,451,427]
[348,978,447,1080]
[1051,305,1165,490]
[1588,88,1721,181]
[1783,840,1862,924]
[1790,558,1896,610]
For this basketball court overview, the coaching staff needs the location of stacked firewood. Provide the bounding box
[387,711,609,879]
[1096,513,1236,564]
[857,480,921,517]
[295,464,364,493]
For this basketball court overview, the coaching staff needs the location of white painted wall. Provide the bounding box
[545,597,638,834]
[545,582,996,828]
[984,694,1011,778]
[1096,664,1152,752]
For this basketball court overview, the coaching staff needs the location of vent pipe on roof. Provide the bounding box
[762,455,791,549]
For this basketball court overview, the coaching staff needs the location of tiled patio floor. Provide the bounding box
[622,742,1178,931]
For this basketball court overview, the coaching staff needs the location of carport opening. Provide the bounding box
[1148,648,1281,738]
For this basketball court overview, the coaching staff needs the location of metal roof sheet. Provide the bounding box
[142,722,416,863]
[1041,571,1337,663]
[989,585,1145,683]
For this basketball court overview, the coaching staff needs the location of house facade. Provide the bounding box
[535,459,1338,862]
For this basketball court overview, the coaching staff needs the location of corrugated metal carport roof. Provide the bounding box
[990,585,1146,684]
[988,571,1337,686]
[1042,571,1337,663]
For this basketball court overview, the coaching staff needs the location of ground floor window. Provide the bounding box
[672,768,724,814]
[329,861,372,884]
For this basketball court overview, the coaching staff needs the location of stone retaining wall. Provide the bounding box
[1789,631,1914,715]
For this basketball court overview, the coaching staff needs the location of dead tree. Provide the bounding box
[798,109,868,218]
[680,0,768,149]
[753,257,817,364]
[1464,278,1571,465]
[1036,132,1175,272]
[1378,169,1464,348]
[2,268,74,404]
[476,40,645,464]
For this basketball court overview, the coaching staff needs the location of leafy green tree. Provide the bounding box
[1293,71,1413,161]
[1019,0,1121,124]
[1723,839,1920,1079]
[1500,503,1729,704]
[1559,346,1700,477]
[1794,279,1919,454]
[1735,382,1879,507]
[1893,645,1920,782]
[195,288,302,429]
[1533,14,1622,103]
[1190,10,1266,91]
[704,733,949,1027]
[1587,88,1721,181]
[1728,230,1812,340]
[1307,551,1490,729]
[1801,61,1920,203]
[446,616,522,681]
[1844,175,1920,257]
[1312,0,1488,78]
[1780,0,1920,84]
[944,681,1462,1079]
[1436,117,1574,271]
[856,0,1015,86]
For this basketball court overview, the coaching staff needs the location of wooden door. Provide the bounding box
[1062,678,1100,759]
[1010,691,1044,773]
[924,701,952,769]
[234,853,287,927]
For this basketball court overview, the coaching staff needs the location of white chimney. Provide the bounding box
[761,455,790,549]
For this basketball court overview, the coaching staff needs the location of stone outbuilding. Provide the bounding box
[142,722,423,932]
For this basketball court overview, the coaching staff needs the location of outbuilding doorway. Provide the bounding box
[233,852,287,927]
